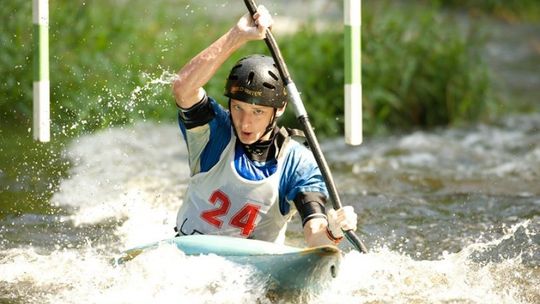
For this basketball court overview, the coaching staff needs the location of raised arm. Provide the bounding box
[172,6,273,109]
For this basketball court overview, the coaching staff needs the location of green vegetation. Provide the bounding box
[264,2,493,136]
[426,0,540,22]
[360,2,493,135]
[2,0,532,138]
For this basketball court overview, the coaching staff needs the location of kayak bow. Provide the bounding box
[115,235,341,291]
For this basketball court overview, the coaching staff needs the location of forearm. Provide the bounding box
[173,6,272,109]
[172,27,245,108]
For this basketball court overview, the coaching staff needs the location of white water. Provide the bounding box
[2,237,534,303]
[1,122,538,303]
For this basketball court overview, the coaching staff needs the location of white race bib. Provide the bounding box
[176,135,293,243]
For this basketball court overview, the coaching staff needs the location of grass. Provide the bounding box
[361,2,493,135]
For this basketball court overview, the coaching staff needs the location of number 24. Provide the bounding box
[200,190,260,236]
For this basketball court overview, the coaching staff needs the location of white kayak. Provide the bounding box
[114,235,341,292]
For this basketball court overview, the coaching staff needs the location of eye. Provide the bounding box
[254,109,265,115]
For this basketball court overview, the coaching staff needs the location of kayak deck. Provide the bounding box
[115,235,341,291]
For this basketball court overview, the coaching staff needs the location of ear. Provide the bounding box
[275,103,287,117]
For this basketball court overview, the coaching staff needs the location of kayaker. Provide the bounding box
[172,5,358,247]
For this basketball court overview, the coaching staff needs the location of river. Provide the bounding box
[1,112,539,303]
[1,2,540,303]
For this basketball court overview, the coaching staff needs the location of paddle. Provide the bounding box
[243,0,368,253]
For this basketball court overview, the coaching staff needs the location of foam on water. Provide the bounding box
[1,245,267,304]
[51,122,188,247]
[1,223,537,303]
[327,114,540,197]
[317,220,538,304]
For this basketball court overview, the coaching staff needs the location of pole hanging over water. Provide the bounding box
[344,0,362,146]
[33,0,50,142]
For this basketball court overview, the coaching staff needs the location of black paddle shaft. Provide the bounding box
[243,0,368,253]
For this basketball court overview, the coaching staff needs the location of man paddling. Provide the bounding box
[172,5,358,247]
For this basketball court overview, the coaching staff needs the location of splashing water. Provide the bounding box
[317,220,538,304]
[1,115,539,303]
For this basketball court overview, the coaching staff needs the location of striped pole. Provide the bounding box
[344,0,362,146]
[33,0,50,142]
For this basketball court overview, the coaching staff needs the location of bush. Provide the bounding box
[361,2,492,135]
[0,0,34,122]
[1,0,494,138]
[426,0,540,22]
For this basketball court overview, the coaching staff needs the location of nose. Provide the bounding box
[238,112,253,130]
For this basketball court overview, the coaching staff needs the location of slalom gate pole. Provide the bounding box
[33,0,50,142]
[344,0,362,146]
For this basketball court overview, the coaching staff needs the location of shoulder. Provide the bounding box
[178,97,233,173]
[208,97,229,122]
[283,139,316,167]
[206,97,232,140]
[185,96,230,133]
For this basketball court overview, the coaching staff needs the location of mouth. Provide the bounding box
[240,131,253,140]
[239,131,256,144]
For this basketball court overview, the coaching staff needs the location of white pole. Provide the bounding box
[33,0,50,142]
[344,0,362,145]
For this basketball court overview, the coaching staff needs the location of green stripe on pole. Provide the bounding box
[33,24,49,81]
[344,25,361,85]
[33,0,50,142]
[344,0,362,146]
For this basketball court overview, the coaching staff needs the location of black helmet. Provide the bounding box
[224,55,287,108]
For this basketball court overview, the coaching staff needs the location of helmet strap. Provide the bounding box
[261,108,278,138]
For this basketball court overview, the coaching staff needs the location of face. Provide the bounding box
[230,99,284,144]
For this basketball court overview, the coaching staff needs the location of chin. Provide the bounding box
[239,137,256,145]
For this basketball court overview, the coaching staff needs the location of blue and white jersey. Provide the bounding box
[176,97,327,242]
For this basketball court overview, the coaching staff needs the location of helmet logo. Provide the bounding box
[230,85,263,97]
